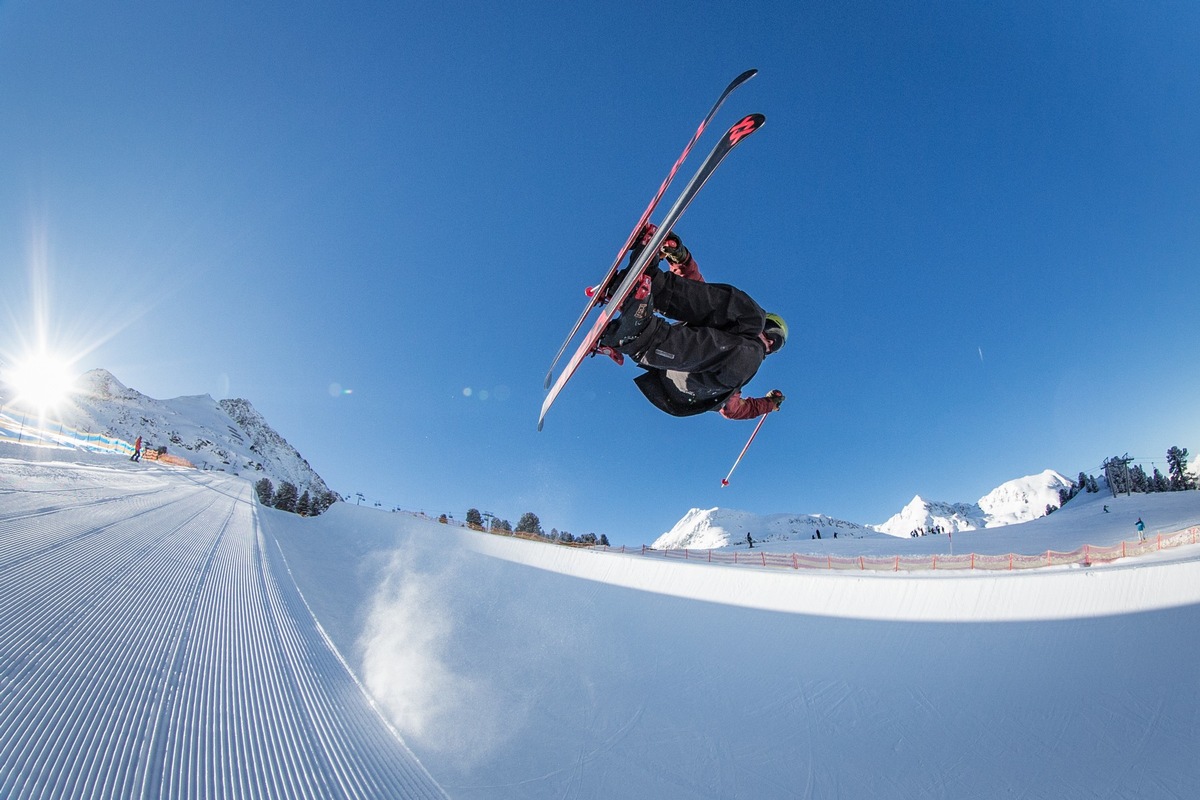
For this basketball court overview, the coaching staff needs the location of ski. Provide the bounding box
[543,69,758,390]
[538,112,766,431]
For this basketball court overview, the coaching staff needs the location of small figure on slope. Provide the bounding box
[597,225,786,420]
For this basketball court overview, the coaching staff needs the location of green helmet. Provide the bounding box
[764,312,788,353]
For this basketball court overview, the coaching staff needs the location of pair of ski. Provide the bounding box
[538,69,766,432]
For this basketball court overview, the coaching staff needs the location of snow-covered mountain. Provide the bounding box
[4,368,333,500]
[654,508,874,550]
[875,469,1073,537]
[655,469,1074,549]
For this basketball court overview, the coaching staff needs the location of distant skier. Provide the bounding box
[597,225,787,420]
[746,532,754,549]
[130,436,142,462]
[1136,517,1146,542]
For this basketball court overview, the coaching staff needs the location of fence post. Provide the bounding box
[827,555,832,570]
[932,555,937,571]
[894,556,899,572]
[793,554,799,570]
[970,553,975,570]
[684,548,689,560]
[708,549,712,562]
[859,556,865,570]
[1009,554,1014,570]
[1157,533,1162,551]
[734,551,738,564]
[761,552,766,567]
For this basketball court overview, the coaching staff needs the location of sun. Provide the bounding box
[4,351,78,416]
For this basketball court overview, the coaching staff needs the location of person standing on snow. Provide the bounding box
[597,225,787,420]
[1136,517,1146,541]
[130,436,143,462]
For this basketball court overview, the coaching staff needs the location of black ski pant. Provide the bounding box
[621,270,767,371]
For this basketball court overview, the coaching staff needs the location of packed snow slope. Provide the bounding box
[3,446,1200,798]
[0,446,444,800]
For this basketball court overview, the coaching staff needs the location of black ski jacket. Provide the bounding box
[623,270,769,417]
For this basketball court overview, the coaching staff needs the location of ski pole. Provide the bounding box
[721,413,767,487]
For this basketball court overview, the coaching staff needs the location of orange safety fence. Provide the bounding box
[587,526,1200,573]
[0,409,193,468]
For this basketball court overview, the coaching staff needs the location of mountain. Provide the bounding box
[874,469,1073,537]
[655,469,1074,549]
[8,368,333,502]
[654,508,874,550]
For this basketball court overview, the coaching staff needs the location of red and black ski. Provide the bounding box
[538,112,766,431]
[543,69,758,391]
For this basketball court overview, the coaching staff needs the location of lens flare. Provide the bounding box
[4,352,77,415]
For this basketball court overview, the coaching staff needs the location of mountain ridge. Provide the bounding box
[654,469,1074,549]
[4,368,334,503]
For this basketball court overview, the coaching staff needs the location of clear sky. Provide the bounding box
[2,0,1198,544]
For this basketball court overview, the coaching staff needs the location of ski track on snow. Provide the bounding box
[0,464,445,800]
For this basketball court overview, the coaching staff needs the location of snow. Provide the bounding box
[3,444,1200,798]
[659,470,1078,548]
[0,368,332,500]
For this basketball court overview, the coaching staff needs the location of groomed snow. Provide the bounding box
[0,447,444,800]
[3,446,1200,798]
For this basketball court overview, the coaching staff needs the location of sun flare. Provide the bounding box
[3,352,77,415]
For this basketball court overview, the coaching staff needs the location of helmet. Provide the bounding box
[764,312,788,353]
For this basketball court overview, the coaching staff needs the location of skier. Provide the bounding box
[1136,517,1146,542]
[746,532,755,549]
[597,225,786,420]
[130,436,142,462]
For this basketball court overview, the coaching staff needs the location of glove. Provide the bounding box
[766,389,785,410]
[633,223,658,249]
[659,232,690,266]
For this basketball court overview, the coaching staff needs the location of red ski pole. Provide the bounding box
[721,413,768,487]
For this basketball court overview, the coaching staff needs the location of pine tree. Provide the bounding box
[1130,465,1149,493]
[312,490,338,515]
[296,490,312,516]
[273,481,298,513]
[1167,446,1194,491]
[254,478,274,506]
[466,508,484,530]
[599,534,610,547]
[516,512,543,535]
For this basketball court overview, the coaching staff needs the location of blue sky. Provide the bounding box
[2,0,1197,543]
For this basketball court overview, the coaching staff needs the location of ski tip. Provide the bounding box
[736,68,758,84]
[543,371,553,390]
[721,479,729,487]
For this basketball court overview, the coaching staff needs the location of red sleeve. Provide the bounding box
[719,391,776,420]
[669,254,704,283]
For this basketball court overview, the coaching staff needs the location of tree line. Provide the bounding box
[254,477,339,517]
[1055,446,1195,512]
[453,508,610,547]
